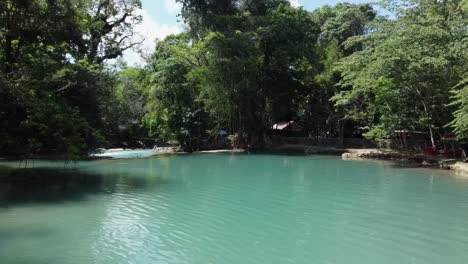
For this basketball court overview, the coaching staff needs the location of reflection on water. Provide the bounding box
[1,154,468,264]
[0,165,171,207]
[91,149,157,159]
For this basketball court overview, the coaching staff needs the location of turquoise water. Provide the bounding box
[1,154,468,264]
[91,149,156,159]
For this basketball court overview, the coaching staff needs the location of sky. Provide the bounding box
[123,0,373,66]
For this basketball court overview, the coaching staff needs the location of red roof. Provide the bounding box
[272,121,303,131]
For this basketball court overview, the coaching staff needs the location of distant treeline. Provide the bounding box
[1,0,467,157]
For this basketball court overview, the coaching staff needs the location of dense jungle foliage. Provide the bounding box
[1,0,467,156]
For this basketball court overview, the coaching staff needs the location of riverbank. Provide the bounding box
[3,144,467,176]
[265,144,468,176]
[107,145,468,176]
[342,148,417,161]
[341,148,468,176]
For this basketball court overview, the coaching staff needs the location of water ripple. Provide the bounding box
[1,155,468,264]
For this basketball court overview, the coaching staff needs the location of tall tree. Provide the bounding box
[450,77,468,138]
[333,0,467,146]
[177,0,321,148]
[299,3,376,140]
[144,34,207,151]
[0,0,144,158]
[78,0,143,63]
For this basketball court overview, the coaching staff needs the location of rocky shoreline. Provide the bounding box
[341,148,468,176]
[266,144,468,176]
[448,162,468,175]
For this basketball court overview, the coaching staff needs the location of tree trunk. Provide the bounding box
[3,35,13,73]
[248,129,265,150]
[338,119,346,147]
[429,126,436,149]
[403,132,408,151]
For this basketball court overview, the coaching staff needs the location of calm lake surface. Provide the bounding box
[1,154,468,264]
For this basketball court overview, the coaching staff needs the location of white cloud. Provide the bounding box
[121,9,182,66]
[164,0,182,14]
[288,0,301,8]
[121,0,303,66]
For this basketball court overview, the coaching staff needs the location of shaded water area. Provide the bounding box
[1,154,468,263]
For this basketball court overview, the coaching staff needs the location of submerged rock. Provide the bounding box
[438,159,457,169]
[342,149,404,160]
[449,162,468,176]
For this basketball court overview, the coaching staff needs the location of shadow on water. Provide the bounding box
[0,165,171,208]
[0,225,56,241]
[387,160,434,169]
[353,159,462,179]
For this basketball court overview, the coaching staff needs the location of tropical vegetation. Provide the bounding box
[1,0,467,157]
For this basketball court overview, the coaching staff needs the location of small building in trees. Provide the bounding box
[271,121,305,137]
[394,130,431,150]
